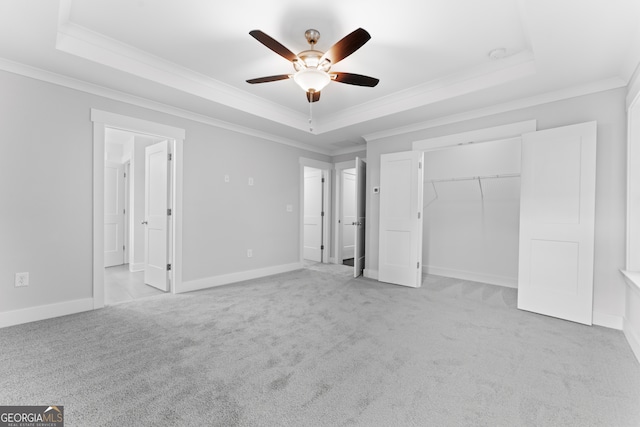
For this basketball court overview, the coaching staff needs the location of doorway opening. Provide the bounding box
[334,158,366,277]
[92,109,184,309]
[103,128,170,304]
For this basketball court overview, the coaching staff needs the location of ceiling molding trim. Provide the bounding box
[329,145,368,157]
[316,51,536,134]
[0,57,331,156]
[55,21,311,133]
[627,67,640,110]
[364,77,626,142]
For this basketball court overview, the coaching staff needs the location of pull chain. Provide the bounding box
[309,97,313,132]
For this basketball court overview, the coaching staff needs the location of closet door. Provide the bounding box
[379,151,424,287]
[517,122,597,325]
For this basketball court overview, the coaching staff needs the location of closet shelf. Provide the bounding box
[425,173,520,183]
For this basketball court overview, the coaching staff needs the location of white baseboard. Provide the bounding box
[129,263,144,272]
[0,298,94,329]
[624,318,640,364]
[179,262,303,293]
[424,265,518,288]
[593,311,624,330]
[364,269,378,280]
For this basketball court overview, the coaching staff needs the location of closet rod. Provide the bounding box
[426,173,520,183]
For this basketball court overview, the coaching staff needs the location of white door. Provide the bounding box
[378,151,424,287]
[342,169,356,260]
[104,161,125,267]
[144,140,170,291]
[517,121,597,325]
[304,167,324,262]
[354,157,366,277]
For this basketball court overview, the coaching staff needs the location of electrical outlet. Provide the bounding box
[286,204,293,212]
[15,272,29,287]
[247,249,253,258]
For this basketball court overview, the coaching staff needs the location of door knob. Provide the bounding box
[141,220,148,225]
[352,221,362,226]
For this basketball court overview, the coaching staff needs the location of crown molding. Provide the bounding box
[318,50,536,134]
[329,145,367,157]
[0,57,332,156]
[55,21,313,132]
[364,77,627,142]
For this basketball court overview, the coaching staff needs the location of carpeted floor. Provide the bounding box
[1,264,639,426]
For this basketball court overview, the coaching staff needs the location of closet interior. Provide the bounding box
[422,137,522,288]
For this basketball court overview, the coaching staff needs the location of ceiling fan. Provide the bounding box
[246,28,379,103]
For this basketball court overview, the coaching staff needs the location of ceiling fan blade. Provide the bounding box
[332,72,379,87]
[246,74,291,84]
[249,30,299,62]
[306,91,321,103]
[321,28,371,65]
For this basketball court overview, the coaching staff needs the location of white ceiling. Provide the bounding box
[1,0,639,155]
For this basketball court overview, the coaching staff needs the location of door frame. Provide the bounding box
[92,109,184,309]
[123,161,130,264]
[299,158,332,264]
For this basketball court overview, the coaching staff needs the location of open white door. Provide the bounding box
[342,170,356,261]
[104,161,125,267]
[354,157,366,277]
[144,140,170,291]
[378,151,424,287]
[517,121,597,325]
[304,167,324,262]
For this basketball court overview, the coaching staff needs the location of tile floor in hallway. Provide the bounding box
[104,264,166,305]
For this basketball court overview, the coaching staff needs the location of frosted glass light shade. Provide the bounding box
[293,68,331,92]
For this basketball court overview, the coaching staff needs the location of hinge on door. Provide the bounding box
[321,177,325,183]
[321,211,324,217]
[168,153,172,161]
[167,264,172,271]
[417,262,420,269]
[321,245,325,250]
[123,209,126,215]
[123,245,125,251]
[419,162,422,169]
[167,208,172,216]
[418,212,421,219]
[124,172,127,178]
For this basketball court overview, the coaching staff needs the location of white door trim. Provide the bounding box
[299,157,332,264]
[412,120,537,151]
[91,109,184,308]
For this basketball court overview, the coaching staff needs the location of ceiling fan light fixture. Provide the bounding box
[293,68,331,92]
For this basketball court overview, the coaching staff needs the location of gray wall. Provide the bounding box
[0,70,329,313]
[366,88,628,321]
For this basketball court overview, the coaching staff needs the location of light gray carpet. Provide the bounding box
[1,264,639,426]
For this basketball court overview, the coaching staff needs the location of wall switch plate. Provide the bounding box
[15,272,29,287]
[224,174,230,183]
[286,204,293,212]
[247,249,253,258]
[248,177,254,186]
